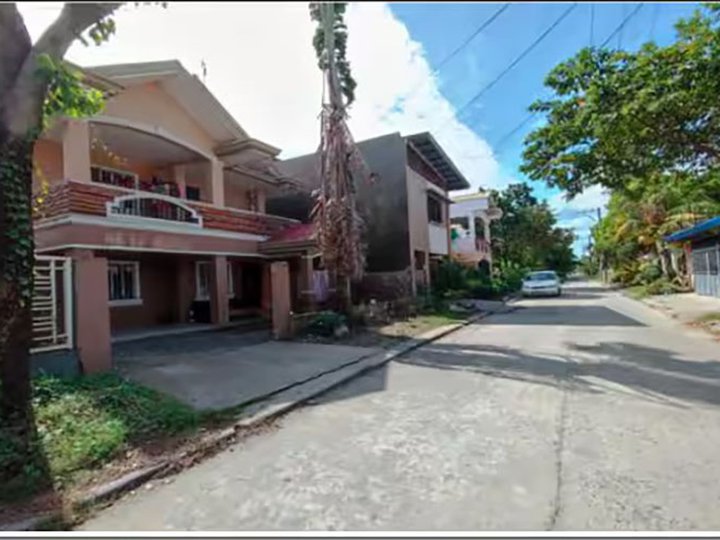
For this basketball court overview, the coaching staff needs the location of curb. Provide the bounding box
[11,309,498,530]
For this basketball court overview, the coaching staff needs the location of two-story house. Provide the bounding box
[267,131,470,299]
[450,191,503,272]
[32,60,314,373]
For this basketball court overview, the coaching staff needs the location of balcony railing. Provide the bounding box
[107,194,202,226]
[35,179,296,238]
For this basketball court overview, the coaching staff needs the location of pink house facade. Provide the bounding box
[32,60,318,373]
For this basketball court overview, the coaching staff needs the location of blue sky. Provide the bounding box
[391,2,700,252]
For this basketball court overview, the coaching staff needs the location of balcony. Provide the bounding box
[36,179,295,238]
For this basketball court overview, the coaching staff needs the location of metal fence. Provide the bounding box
[692,244,720,298]
[31,255,73,353]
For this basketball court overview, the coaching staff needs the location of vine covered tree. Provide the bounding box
[0,2,125,480]
[308,2,372,313]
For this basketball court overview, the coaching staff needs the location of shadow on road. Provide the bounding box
[390,340,720,409]
[483,305,645,327]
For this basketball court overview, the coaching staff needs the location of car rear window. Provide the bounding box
[526,272,557,281]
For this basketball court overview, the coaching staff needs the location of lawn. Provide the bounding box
[0,373,199,503]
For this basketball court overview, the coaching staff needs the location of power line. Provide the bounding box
[443,3,578,131]
[488,2,646,154]
[403,3,510,103]
[435,3,511,74]
[494,111,538,154]
[601,3,643,49]
[649,3,661,42]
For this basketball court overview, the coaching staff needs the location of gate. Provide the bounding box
[31,255,73,353]
[692,244,720,298]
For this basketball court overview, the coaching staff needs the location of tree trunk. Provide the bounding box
[0,135,36,429]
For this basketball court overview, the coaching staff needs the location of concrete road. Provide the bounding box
[81,282,720,531]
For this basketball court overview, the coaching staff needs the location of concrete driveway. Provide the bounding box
[113,330,380,410]
[86,282,720,530]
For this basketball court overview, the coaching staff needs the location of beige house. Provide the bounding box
[450,191,503,271]
[32,60,318,373]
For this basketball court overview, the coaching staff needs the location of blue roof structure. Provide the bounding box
[665,216,720,243]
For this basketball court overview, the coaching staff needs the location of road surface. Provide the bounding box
[82,282,720,531]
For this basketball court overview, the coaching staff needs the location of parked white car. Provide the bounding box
[521,270,562,297]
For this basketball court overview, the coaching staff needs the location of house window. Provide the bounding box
[108,261,142,306]
[427,193,444,224]
[91,166,138,190]
[186,186,201,201]
[195,261,234,301]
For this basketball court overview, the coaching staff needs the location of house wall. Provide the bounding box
[35,222,262,256]
[102,82,217,155]
[33,139,64,191]
[108,254,178,330]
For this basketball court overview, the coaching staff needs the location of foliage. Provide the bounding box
[489,183,576,278]
[309,2,357,107]
[522,4,720,287]
[37,54,106,131]
[521,4,720,197]
[305,311,348,337]
[0,373,198,500]
[430,259,528,301]
[627,277,685,299]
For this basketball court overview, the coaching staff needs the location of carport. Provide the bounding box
[112,330,380,410]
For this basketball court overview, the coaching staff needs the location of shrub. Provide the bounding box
[305,311,348,337]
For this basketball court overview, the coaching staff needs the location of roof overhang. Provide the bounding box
[405,132,470,191]
[665,216,720,243]
[86,60,281,152]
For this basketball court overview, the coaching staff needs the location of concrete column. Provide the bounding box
[62,119,91,182]
[271,261,291,339]
[261,263,272,318]
[176,258,194,323]
[70,249,111,373]
[209,158,225,206]
[298,255,315,312]
[173,164,187,198]
[209,255,229,324]
[256,189,266,213]
[468,212,477,241]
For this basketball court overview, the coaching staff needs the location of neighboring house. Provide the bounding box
[449,191,503,272]
[665,216,720,298]
[267,132,471,299]
[31,60,317,373]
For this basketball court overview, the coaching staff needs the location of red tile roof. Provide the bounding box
[267,222,315,243]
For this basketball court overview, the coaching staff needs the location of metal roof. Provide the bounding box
[404,132,470,191]
[665,216,720,243]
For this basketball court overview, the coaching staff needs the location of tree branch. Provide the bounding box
[0,4,32,98]
[2,2,122,137]
[33,3,122,60]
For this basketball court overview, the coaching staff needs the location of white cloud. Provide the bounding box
[17,2,508,191]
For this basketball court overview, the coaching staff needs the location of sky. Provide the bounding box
[18,1,701,255]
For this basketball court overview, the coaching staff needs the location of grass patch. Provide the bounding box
[1,373,199,502]
[695,312,720,324]
[626,285,650,300]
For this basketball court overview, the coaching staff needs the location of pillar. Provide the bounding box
[173,164,187,198]
[62,119,91,182]
[271,261,291,339]
[209,255,229,324]
[209,158,225,206]
[298,255,316,311]
[261,263,272,318]
[176,258,194,323]
[70,249,111,373]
